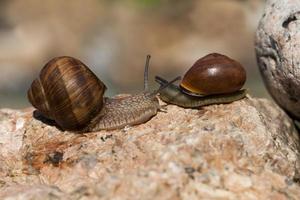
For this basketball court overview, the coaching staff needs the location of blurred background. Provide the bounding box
[0,0,267,109]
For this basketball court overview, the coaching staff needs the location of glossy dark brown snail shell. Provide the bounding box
[27,56,106,131]
[180,53,246,96]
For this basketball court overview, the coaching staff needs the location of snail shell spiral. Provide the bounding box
[27,56,106,131]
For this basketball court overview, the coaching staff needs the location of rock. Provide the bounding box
[255,0,300,119]
[0,96,300,199]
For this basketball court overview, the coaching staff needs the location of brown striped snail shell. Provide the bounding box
[28,56,106,131]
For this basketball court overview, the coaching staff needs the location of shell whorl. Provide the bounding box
[28,56,106,131]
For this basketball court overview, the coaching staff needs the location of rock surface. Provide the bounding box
[255,0,300,119]
[0,96,300,199]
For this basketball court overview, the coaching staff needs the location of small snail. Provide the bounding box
[28,55,179,132]
[155,53,247,108]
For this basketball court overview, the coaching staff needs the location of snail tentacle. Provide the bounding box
[144,55,151,92]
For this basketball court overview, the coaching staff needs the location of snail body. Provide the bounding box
[28,56,175,132]
[156,53,247,108]
[156,76,247,108]
[85,93,160,131]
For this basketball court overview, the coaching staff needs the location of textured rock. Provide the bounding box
[0,96,300,199]
[255,0,300,119]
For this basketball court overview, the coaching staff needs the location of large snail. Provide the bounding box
[28,55,179,132]
[155,53,247,108]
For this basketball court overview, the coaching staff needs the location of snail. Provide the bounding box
[155,53,247,108]
[27,55,180,132]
